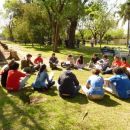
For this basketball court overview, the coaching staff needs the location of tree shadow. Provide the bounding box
[43,87,58,96]
[0,87,46,130]
[8,86,34,104]
[117,98,130,103]
[92,94,121,107]
[62,92,88,104]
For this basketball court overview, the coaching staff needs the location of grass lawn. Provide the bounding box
[0,41,130,130]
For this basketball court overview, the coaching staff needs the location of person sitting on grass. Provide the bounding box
[21,54,40,73]
[58,66,80,98]
[120,57,130,68]
[75,55,85,69]
[0,59,15,87]
[6,62,30,92]
[88,53,100,68]
[95,55,110,71]
[82,68,104,100]
[61,54,75,69]
[34,54,43,65]
[102,55,122,74]
[32,64,55,91]
[49,53,59,70]
[105,67,130,99]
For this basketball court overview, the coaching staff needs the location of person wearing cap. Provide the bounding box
[58,66,80,98]
[49,53,59,70]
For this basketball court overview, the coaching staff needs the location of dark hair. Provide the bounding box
[93,53,98,57]
[68,54,72,57]
[11,62,19,70]
[122,57,126,62]
[103,55,108,59]
[79,55,83,64]
[66,66,71,70]
[114,55,120,60]
[113,67,124,75]
[38,64,46,76]
[52,53,55,56]
[26,54,32,58]
[92,69,100,75]
[121,67,130,79]
[8,59,15,67]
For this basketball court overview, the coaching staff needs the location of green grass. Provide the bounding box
[0,41,130,130]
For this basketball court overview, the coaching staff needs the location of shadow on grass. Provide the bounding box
[62,92,88,105]
[43,87,58,96]
[92,94,121,107]
[8,86,34,104]
[0,87,45,130]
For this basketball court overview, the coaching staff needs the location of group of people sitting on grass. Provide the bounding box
[1,52,130,100]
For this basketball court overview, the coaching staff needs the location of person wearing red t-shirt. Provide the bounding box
[34,54,43,64]
[121,57,130,68]
[6,62,30,91]
[111,56,122,68]
[102,56,121,74]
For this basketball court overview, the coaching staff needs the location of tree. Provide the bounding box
[85,0,116,48]
[36,0,69,52]
[119,0,130,46]
[66,0,88,48]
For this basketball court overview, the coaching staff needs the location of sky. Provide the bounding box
[0,0,128,33]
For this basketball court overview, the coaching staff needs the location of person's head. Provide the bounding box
[103,55,108,59]
[121,57,127,63]
[26,54,32,60]
[11,62,19,70]
[79,55,83,60]
[38,54,42,57]
[52,53,55,57]
[66,66,71,71]
[68,54,72,58]
[92,68,100,75]
[39,64,46,73]
[114,55,120,61]
[93,53,98,58]
[8,59,15,67]
[113,67,124,75]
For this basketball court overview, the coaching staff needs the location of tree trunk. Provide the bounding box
[67,18,78,48]
[127,20,130,47]
[8,24,14,41]
[53,22,59,52]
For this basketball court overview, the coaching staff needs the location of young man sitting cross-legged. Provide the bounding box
[104,67,130,99]
[57,66,80,98]
[82,68,104,100]
[6,62,30,92]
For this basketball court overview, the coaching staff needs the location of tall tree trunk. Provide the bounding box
[127,20,130,47]
[53,22,59,52]
[8,24,14,41]
[67,18,78,48]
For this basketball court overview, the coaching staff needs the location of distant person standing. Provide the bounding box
[76,39,80,48]
[90,38,94,47]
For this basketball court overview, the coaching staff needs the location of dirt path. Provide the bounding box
[3,42,50,65]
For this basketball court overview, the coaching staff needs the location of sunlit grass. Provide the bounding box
[0,41,130,130]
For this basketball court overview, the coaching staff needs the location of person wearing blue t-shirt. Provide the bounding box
[32,64,55,91]
[82,69,104,100]
[105,67,130,99]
